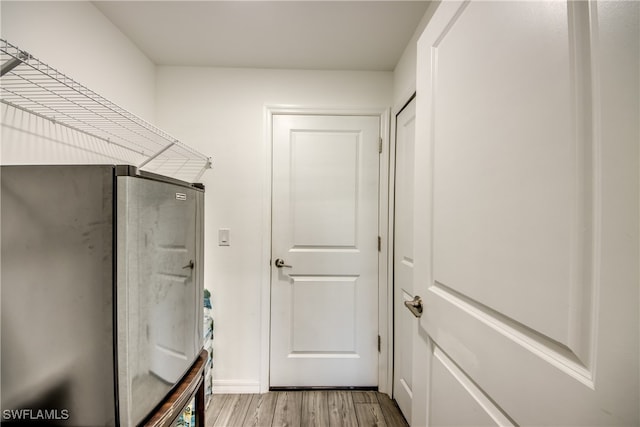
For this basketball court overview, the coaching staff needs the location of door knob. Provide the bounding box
[274,258,292,268]
[404,295,423,318]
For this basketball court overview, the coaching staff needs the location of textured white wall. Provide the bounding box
[0,1,156,121]
[0,2,156,166]
[155,67,393,391]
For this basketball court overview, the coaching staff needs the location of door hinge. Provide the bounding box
[378,137,383,154]
[377,236,382,252]
[378,335,381,352]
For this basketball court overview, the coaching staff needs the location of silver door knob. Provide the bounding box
[404,295,423,318]
[274,258,292,268]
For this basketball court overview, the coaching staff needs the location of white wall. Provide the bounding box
[0,1,155,123]
[155,67,393,391]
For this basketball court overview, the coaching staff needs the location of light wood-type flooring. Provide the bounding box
[206,391,409,427]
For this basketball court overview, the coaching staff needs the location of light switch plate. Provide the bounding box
[218,228,230,246]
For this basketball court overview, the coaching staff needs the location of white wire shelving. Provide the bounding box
[0,39,211,183]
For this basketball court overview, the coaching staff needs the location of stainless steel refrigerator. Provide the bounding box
[1,165,204,426]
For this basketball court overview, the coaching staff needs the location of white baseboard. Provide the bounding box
[213,379,261,394]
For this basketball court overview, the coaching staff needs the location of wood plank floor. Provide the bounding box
[206,391,409,427]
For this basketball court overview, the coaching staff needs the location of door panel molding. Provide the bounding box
[428,0,596,353]
[430,345,515,427]
[290,128,361,248]
[423,0,601,378]
[425,0,601,371]
[428,282,593,387]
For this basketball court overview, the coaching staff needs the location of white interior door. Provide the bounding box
[270,114,381,387]
[393,97,417,422]
[412,1,639,426]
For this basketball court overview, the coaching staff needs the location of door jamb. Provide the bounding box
[260,105,391,393]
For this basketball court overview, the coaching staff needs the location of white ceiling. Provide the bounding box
[92,1,431,71]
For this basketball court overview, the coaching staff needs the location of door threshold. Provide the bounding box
[269,386,378,392]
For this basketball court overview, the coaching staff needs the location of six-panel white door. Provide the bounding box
[270,114,381,387]
[393,97,417,422]
[412,1,639,425]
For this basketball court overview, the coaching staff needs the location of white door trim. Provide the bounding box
[260,105,391,393]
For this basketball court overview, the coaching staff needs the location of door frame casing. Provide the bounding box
[260,105,391,393]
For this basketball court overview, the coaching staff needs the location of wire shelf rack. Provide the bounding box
[0,39,211,183]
